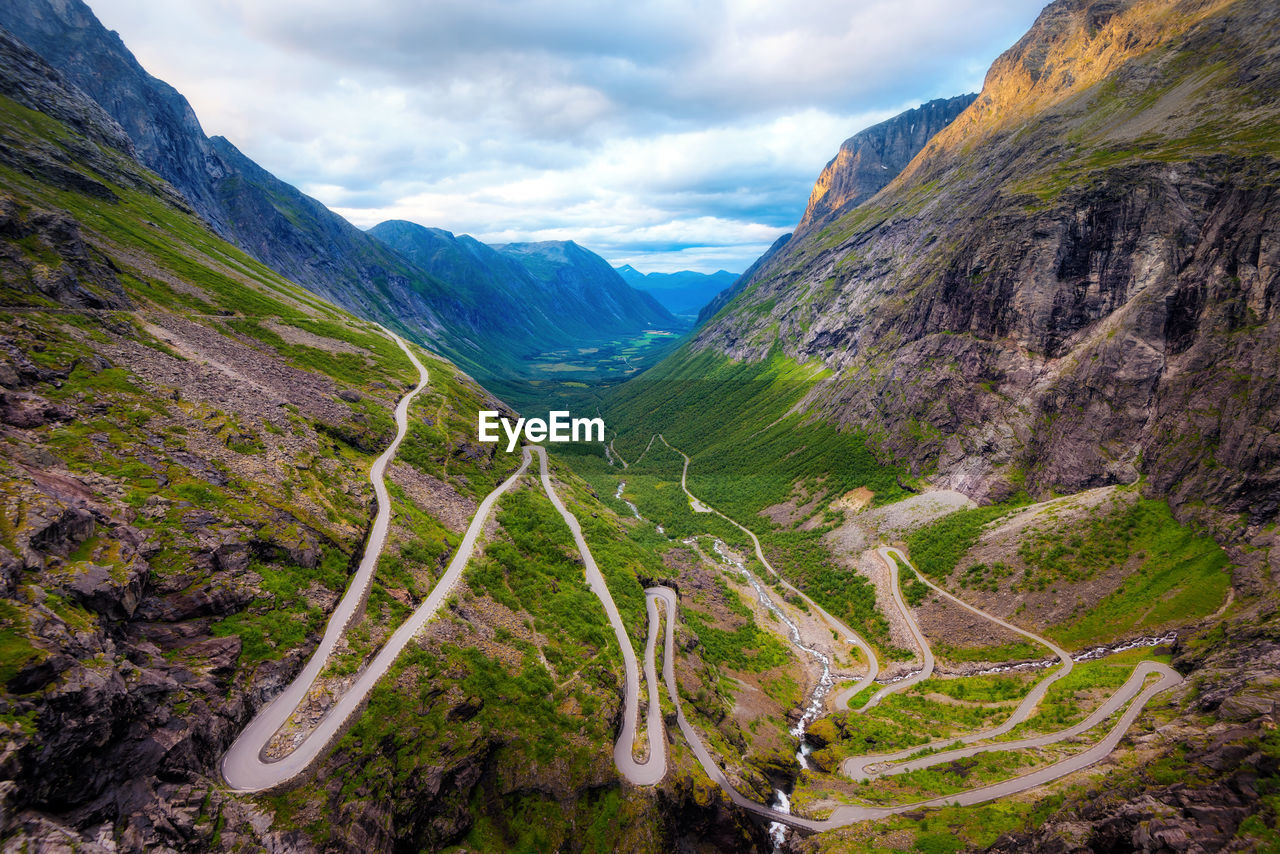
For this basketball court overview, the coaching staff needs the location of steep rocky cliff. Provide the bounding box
[0,0,231,237]
[695,95,975,331]
[795,93,978,236]
[694,0,1279,532]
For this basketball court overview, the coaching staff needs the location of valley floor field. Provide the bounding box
[524,329,683,381]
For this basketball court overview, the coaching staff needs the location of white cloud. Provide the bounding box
[86,0,1046,272]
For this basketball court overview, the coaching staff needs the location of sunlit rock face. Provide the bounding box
[695,0,1280,527]
[796,93,977,236]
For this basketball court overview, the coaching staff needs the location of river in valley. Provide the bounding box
[709,538,836,851]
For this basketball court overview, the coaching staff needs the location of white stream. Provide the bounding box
[615,481,641,518]
[768,788,792,852]
[615,481,665,535]
[711,539,835,748]
[877,667,927,685]
[710,538,835,850]
[976,631,1178,676]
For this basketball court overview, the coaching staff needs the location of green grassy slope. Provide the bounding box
[905,489,1231,651]
[0,71,700,850]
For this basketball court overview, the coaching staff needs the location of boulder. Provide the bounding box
[177,635,241,676]
[0,545,21,597]
[446,696,483,723]
[65,559,146,620]
[251,524,322,570]
[7,652,74,694]
[27,506,94,558]
[213,541,250,574]
[133,579,255,622]
[0,391,73,428]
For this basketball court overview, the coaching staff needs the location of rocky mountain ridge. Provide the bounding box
[0,0,675,394]
[694,94,978,331]
[795,93,978,236]
[370,221,677,356]
[494,239,675,325]
[694,0,1279,535]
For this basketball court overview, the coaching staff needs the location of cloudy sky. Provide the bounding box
[90,0,1046,273]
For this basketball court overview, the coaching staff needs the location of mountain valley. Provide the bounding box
[0,0,680,406]
[615,266,740,319]
[0,0,1276,852]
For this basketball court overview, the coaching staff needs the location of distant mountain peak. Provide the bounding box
[368,220,678,369]
[613,267,741,318]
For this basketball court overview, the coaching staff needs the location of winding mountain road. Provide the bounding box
[533,446,666,785]
[221,388,664,790]
[221,332,529,792]
[219,358,1182,834]
[620,436,1183,830]
[841,547,1077,778]
[640,583,1180,831]
[855,548,934,710]
[655,435,880,700]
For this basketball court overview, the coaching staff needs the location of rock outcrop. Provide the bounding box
[0,25,132,157]
[0,309,371,847]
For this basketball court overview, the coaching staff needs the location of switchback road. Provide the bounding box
[221,332,528,791]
